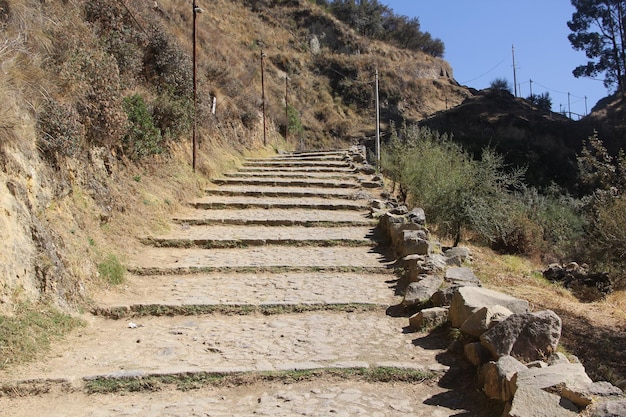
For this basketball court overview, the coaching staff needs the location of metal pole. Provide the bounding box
[375,68,380,170]
[261,49,267,146]
[192,0,198,171]
[584,96,588,115]
[529,79,533,97]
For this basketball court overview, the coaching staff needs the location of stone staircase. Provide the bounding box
[0,149,479,416]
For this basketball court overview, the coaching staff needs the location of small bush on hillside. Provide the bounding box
[152,92,193,141]
[490,78,512,93]
[37,98,84,160]
[122,94,163,160]
[287,104,304,136]
[527,92,552,111]
[55,46,126,148]
[144,29,193,99]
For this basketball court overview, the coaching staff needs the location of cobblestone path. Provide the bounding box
[0,149,481,416]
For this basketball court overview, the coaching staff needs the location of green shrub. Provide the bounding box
[98,254,125,285]
[586,197,626,284]
[122,94,163,160]
[287,104,304,136]
[382,124,524,246]
[152,92,193,141]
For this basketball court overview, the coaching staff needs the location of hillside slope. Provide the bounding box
[0,0,468,315]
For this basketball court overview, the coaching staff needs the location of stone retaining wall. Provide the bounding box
[372,203,626,417]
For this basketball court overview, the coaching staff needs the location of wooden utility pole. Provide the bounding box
[285,76,289,142]
[261,49,267,146]
[192,0,198,171]
[512,45,518,97]
[375,68,380,170]
[568,92,572,119]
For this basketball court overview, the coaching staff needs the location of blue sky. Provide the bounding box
[382,1,610,116]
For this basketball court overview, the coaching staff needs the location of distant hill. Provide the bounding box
[417,88,626,192]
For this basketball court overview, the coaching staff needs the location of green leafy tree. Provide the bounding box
[328,0,444,57]
[527,92,553,111]
[568,0,626,91]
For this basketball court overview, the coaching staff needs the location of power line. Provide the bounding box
[460,58,506,84]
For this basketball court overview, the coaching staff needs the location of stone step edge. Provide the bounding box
[235,167,357,173]
[224,172,355,179]
[203,190,361,199]
[1,366,441,397]
[245,156,347,162]
[191,202,369,211]
[210,179,360,189]
[138,237,380,249]
[171,218,378,227]
[127,265,395,276]
[91,302,388,319]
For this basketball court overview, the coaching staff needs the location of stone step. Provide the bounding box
[191,196,370,211]
[236,166,357,174]
[1,379,462,416]
[224,171,353,180]
[245,154,347,162]
[0,311,445,384]
[257,149,351,158]
[210,177,360,189]
[93,272,400,313]
[126,246,394,275]
[242,160,352,169]
[203,185,367,200]
[172,208,377,227]
[139,225,381,249]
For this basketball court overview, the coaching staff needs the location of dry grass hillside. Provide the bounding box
[0,0,465,317]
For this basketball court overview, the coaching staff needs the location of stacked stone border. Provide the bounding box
[373,202,626,417]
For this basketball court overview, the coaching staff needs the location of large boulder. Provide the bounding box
[460,305,513,338]
[407,207,426,225]
[481,355,527,402]
[401,230,430,257]
[503,384,578,417]
[480,310,562,361]
[405,254,446,282]
[409,306,449,330]
[445,267,481,286]
[586,399,626,417]
[512,362,592,392]
[443,246,471,266]
[430,286,456,307]
[448,287,529,328]
[464,342,492,367]
[560,381,624,408]
[402,275,443,307]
